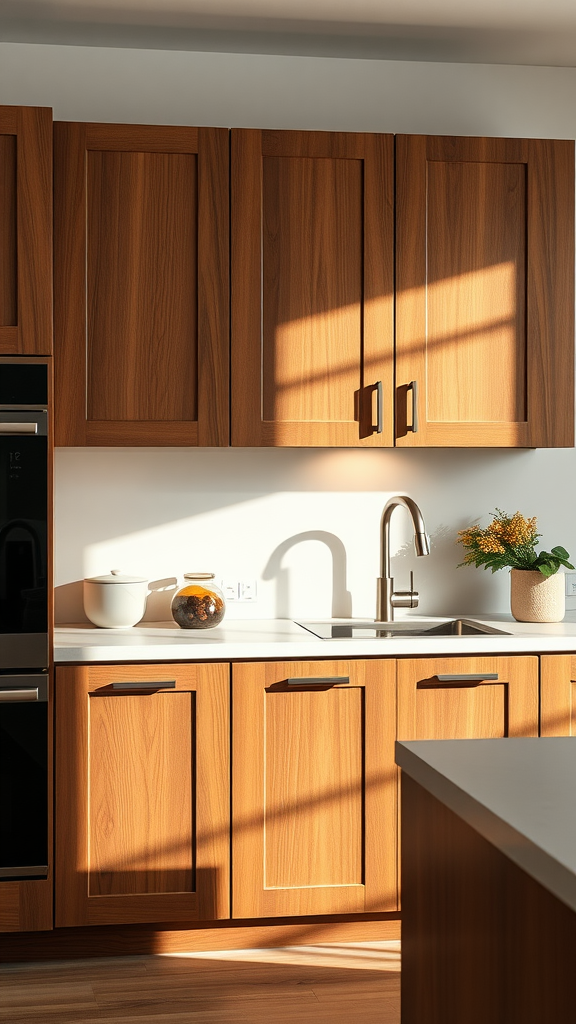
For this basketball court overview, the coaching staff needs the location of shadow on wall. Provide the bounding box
[262,530,352,619]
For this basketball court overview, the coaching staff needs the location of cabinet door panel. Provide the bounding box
[541,655,576,736]
[55,663,230,926]
[0,106,52,356]
[397,656,539,741]
[232,130,394,446]
[232,660,397,918]
[54,123,229,446]
[396,136,574,447]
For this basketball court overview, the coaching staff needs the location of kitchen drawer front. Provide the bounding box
[55,662,230,927]
[397,656,539,741]
[232,659,397,918]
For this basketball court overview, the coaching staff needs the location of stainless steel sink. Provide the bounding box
[296,619,511,639]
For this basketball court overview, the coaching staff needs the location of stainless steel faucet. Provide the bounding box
[376,496,430,621]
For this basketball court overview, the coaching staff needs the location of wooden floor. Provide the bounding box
[0,941,400,1023]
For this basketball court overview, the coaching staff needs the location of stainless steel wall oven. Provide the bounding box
[0,361,49,881]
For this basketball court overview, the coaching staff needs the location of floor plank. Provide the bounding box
[0,941,401,1024]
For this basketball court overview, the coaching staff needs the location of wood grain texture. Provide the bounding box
[232,660,397,918]
[0,133,16,326]
[401,774,576,1024]
[395,135,574,448]
[397,656,539,742]
[0,942,400,1024]
[231,130,394,447]
[540,654,576,736]
[55,662,230,927]
[54,123,229,446]
[0,106,52,356]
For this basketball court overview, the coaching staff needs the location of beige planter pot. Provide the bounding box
[510,569,565,623]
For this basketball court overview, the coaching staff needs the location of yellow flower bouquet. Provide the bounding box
[458,509,573,577]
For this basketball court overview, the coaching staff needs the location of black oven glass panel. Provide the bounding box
[0,421,48,636]
[0,676,48,878]
[0,364,47,407]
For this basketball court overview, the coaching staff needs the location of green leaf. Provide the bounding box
[552,546,570,559]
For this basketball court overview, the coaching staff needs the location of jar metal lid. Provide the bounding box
[184,572,215,580]
[84,569,148,584]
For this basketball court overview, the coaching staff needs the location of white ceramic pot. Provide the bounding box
[510,569,565,623]
[83,569,148,628]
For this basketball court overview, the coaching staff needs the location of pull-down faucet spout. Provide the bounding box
[377,496,430,622]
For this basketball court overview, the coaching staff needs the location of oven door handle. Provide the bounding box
[0,422,38,434]
[0,688,40,702]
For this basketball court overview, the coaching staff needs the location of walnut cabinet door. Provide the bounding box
[54,123,229,446]
[231,660,397,918]
[397,656,539,742]
[395,135,574,447]
[0,106,52,356]
[231,130,395,447]
[540,655,576,736]
[55,663,230,927]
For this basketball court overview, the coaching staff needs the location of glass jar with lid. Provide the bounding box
[171,573,225,629]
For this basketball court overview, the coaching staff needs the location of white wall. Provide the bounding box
[2,42,575,623]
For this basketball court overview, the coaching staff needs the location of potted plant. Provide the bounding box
[457,510,573,622]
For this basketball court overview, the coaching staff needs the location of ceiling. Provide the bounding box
[3,0,576,66]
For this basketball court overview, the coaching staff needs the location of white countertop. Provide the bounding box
[54,612,576,662]
[396,737,576,914]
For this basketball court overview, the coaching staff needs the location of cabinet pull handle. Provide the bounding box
[436,673,499,681]
[285,676,350,687]
[407,380,418,433]
[0,422,38,434]
[111,680,177,691]
[374,381,383,434]
[0,688,39,702]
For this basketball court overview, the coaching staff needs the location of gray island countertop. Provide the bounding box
[396,737,576,913]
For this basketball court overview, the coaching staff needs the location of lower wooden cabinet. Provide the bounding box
[231,660,397,918]
[540,655,576,735]
[51,653,543,932]
[397,656,539,741]
[55,663,230,927]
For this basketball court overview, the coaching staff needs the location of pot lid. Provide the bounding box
[84,569,148,584]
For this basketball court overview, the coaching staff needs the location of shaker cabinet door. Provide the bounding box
[232,659,397,918]
[397,656,539,742]
[395,135,574,447]
[54,123,229,446]
[0,106,52,356]
[55,663,230,927]
[540,655,576,736]
[231,130,395,447]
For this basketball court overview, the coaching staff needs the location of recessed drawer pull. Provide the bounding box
[111,680,177,691]
[436,673,499,681]
[285,676,350,687]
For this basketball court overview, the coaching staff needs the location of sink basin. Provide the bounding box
[296,619,511,639]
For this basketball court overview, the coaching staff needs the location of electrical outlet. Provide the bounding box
[565,573,576,597]
[221,580,239,602]
[239,580,257,602]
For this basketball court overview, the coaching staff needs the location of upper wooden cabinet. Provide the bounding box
[53,123,229,446]
[396,136,574,448]
[231,130,395,446]
[0,106,52,356]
